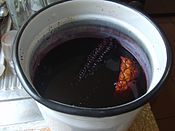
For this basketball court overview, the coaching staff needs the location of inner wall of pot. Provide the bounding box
[29,19,152,93]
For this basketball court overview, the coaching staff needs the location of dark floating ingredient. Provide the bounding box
[78,37,116,81]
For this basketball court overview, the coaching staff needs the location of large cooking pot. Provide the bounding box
[13,0,172,131]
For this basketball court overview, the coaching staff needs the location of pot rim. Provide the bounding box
[13,0,172,117]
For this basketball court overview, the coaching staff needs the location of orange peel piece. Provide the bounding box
[115,56,139,92]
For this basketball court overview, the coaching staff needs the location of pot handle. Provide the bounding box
[108,0,145,10]
[128,1,144,9]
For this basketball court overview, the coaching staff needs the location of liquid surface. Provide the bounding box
[33,37,147,108]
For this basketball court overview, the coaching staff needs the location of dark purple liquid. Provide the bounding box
[33,37,147,108]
